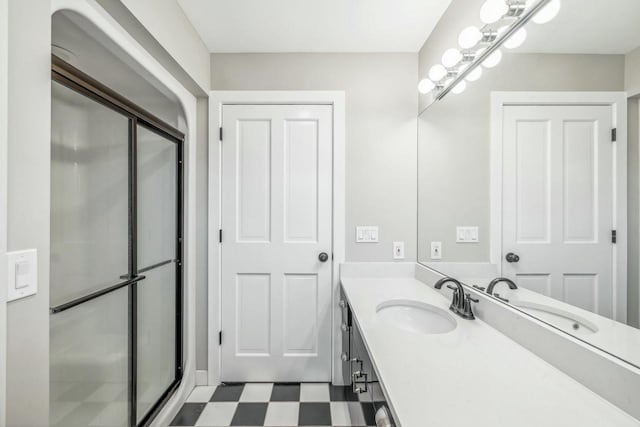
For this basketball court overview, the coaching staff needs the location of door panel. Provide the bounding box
[221,104,332,382]
[50,82,129,307]
[502,105,614,317]
[237,120,271,242]
[137,125,177,269]
[136,263,176,423]
[50,287,129,427]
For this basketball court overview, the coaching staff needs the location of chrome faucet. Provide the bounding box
[486,277,518,302]
[434,277,478,320]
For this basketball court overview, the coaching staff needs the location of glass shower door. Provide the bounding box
[50,58,184,427]
[135,125,180,422]
[50,81,131,427]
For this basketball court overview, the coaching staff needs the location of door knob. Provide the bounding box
[505,252,520,263]
[318,252,329,262]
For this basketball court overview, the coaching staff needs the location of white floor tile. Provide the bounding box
[264,402,299,426]
[330,401,367,426]
[195,402,238,426]
[239,383,274,402]
[187,386,217,403]
[300,383,330,402]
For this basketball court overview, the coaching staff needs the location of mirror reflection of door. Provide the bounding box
[501,103,618,320]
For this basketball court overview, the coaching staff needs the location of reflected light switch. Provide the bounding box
[7,249,37,302]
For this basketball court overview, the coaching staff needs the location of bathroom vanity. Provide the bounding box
[340,265,640,427]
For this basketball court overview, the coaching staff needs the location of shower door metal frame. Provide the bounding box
[50,54,184,427]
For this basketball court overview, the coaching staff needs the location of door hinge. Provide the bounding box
[219,127,223,141]
[219,331,222,345]
[612,229,617,244]
[219,229,223,243]
[612,128,617,142]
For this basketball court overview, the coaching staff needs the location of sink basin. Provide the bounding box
[511,301,599,334]
[376,300,457,335]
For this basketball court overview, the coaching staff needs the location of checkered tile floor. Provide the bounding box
[170,383,378,426]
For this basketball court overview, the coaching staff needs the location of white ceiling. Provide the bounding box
[177,0,452,53]
[517,0,640,54]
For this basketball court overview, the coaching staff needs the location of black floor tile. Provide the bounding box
[328,385,359,402]
[230,402,268,426]
[170,402,206,426]
[298,402,332,426]
[361,402,377,426]
[270,382,301,401]
[211,383,245,402]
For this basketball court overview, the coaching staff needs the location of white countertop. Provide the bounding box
[341,276,640,427]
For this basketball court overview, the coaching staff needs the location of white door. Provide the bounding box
[221,104,333,382]
[502,105,615,317]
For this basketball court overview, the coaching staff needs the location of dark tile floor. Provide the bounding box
[170,383,378,426]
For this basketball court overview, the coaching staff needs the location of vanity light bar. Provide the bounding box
[419,0,557,100]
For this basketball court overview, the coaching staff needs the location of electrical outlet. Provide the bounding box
[393,241,405,259]
[430,242,442,260]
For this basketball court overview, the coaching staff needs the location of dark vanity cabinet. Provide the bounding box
[341,292,396,427]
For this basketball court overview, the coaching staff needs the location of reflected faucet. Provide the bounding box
[486,277,518,296]
[434,277,478,320]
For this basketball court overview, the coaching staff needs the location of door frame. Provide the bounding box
[490,91,628,322]
[208,91,346,386]
[0,0,8,422]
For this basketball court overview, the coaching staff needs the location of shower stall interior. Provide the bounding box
[49,55,183,427]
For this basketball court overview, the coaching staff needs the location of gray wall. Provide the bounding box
[627,49,640,327]
[629,98,639,327]
[195,98,209,370]
[417,52,625,265]
[626,47,640,95]
[6,0,51,425]
[119,0,211,92]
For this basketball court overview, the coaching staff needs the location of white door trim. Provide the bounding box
[51,2,199,425]
[208,91,346,385]
[490,91,628,322]
[0,0,8,422]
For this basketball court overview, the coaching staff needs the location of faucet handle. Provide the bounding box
[461,293,478,320]
[446,284,459,291]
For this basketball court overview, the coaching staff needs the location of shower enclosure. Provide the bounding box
[49,56,183,427]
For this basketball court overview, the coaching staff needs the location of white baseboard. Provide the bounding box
[195,370,208,386]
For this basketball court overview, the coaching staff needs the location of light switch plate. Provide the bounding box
[356,226,379,243]
[430,242,442,260]
[456,226,479,243]
[7,249,37,302]
[393,241,405,259]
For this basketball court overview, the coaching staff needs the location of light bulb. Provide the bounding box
[442,48,462,68]
[418,78,436,94]
[480,0,508,24]
[458,26,482,49]
[465,66,483,82]
[482,49,502,68]
[533,0,561,24]
[504,28,527,49]
[452,80,467,95]
[428,64,447,82]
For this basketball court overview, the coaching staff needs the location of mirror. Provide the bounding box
[418,0,640,368]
